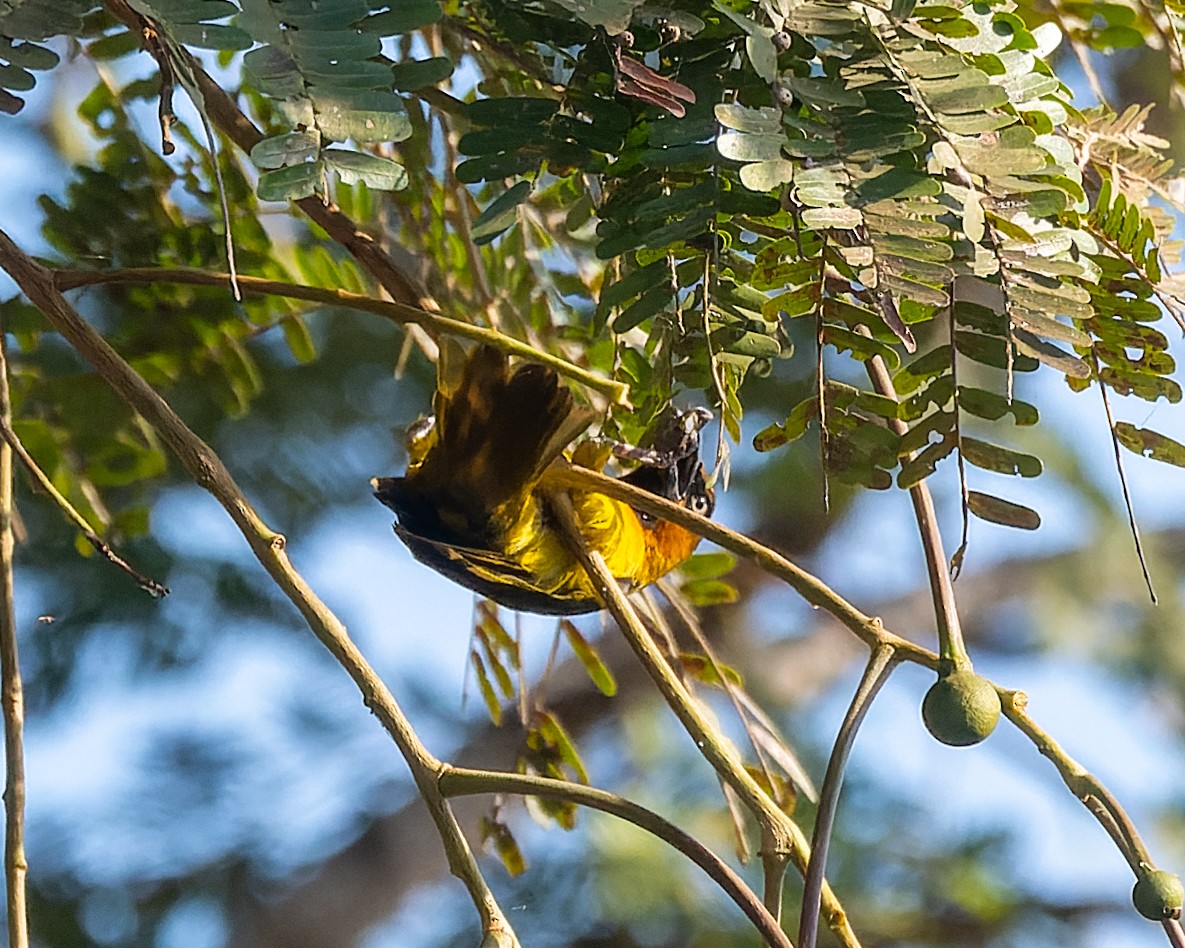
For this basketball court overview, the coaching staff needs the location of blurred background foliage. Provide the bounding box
[1,0,1185,945]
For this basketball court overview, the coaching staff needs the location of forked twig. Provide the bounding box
[0,416,168,597]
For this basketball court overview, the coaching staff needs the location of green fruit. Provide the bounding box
[1133,869,1184,921]
[922,669,1001,746]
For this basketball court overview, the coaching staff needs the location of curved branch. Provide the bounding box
[439,766,794,948]
[53,267,630,407]
[799,645,898,948]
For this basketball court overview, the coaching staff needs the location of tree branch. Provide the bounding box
[862,346,969,667]
[53,267,630,407]
[0,327,28,948]
[0,228,521,947]
[542,464,936,667]
[439,765,793,948]
[799,644,898,948]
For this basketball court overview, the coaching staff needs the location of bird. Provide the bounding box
[372,343,714,615]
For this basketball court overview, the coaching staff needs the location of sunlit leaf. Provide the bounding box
[561,620,617,697]
[1115,423,1185,467]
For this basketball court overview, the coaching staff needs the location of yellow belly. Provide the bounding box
[500,491,700,604]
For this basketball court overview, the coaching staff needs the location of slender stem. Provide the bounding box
[862,349,968,667]
[999,688,1153,872]
[545,490,862,948]
[799,645,897,948]
[440,766,794,948]
[0,334,28,948]
[542,465,937,669]
[0,416,168,597]
[1089,349,1156,603]
[0,229,521,947]
[1165,918,1185,948]
[53,267,630,407]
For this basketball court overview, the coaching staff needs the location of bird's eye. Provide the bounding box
[690,494,711,515]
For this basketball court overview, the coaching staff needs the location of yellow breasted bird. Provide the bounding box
[372,344,714,615]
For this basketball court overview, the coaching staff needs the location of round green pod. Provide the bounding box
[1133,869,1184,921]
[922,668,1001,747]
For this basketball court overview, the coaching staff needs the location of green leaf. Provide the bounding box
[480,816,527,876]
[561,620,617,697]
[535,711,588,783]
[613,282,672,332]
[961,437,1043,477]
[170,22,253,50]
[281,315,316,363]
[894,346,950,395]
[825,325,902,371]
[250,131,320,170]
[390,55,453,90]
[739,158,795,192]
[958,387,1038,425]
[1115,423,1185,467]
[472,179,532,244]
[681,578,740,606]
[967,490,1041,529]
[550,0,642,32]
[358,0,443,34]
[0,38,59,71]
[955,331,1039,372]
[1011,328,1090,378]
[678,551,736,581]
[257,161,323,201]
[323,149,408,190]
[467,96,560,127]
[470,652,503,725]
[898,433,957,487]
[316,92,412,143]
[680,653,743,688]
[718,131,785,162]
[714,102,781,134]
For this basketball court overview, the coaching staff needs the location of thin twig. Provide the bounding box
[862,346,969,667]
[0,228,522,947]
[0,417,168,597]
[53,267,630,407]
[799,645,897,948]
[439,765,794,948]
[1000,688,1154,873]
[1090,349,1157,603]
[0,332,28,948]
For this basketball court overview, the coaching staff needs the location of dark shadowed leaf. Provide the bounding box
[967,490,1041,529]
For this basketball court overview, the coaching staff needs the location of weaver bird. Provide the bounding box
[372,344,714,615]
